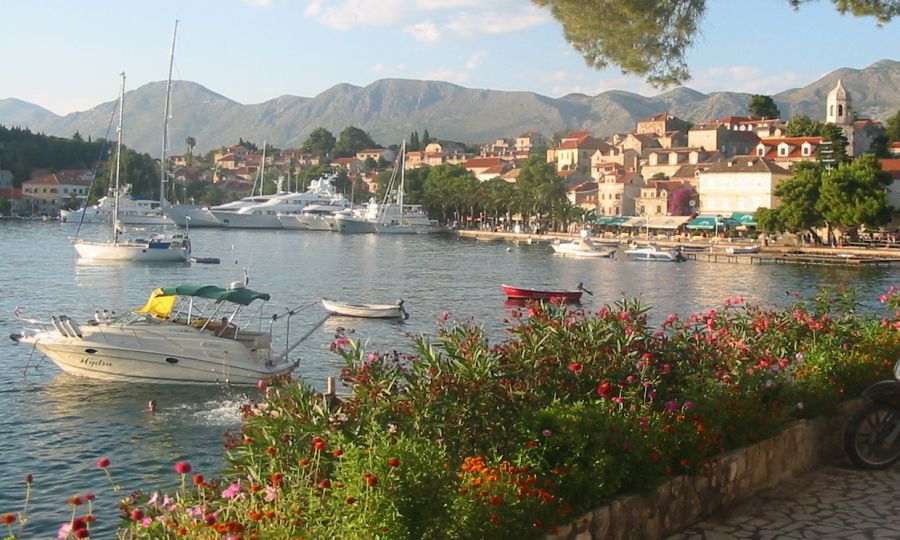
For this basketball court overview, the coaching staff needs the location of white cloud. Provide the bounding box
[688,66,801,94]
[465,51,485,70]
[304,0,408,30]
[404,20,442,44]
[372,63,384,73]
[446,5,552,36]
[423,67,469,84]
[415,0,482,9]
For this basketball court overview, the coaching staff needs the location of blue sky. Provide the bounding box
[2,0,897,115]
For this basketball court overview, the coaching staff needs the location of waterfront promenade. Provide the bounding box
[668,459,900,539]
[455,229,900,266]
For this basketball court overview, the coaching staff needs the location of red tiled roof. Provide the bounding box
[464,157,505,168]
[879,159,900,180]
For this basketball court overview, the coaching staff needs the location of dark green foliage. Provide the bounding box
[785,115,823,137]
[885,110,900,142]
[748,95,780,119]
[301,127,336,160]
[333,126,377,158]
[818,123,850,165]
[0,125,106,184]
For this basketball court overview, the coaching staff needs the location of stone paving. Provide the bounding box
[666,459,900,539]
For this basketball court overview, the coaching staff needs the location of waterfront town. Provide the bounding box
[3,79,899,248]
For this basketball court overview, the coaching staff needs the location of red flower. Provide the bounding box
[130,509,144,521]
[490,495,504,505]
[597,381,612,398]
[84,493,95,502]
[174,461,192,475]
[96,458,110,469]
[68,496,83,506]
[366,474,378,487]
[567,362,582,373]
[1,514,16,525]
[24,474,33,484]
[318,479,331,489]
[74,529,90,539]
[388,458,400,468]
[332,449,343,458]
[345,497,356,505]
[312,437,326,451]
[192,474,204,486]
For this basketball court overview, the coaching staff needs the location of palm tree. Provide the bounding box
[185,136,196,165]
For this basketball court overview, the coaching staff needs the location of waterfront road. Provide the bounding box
[666,459,900,539]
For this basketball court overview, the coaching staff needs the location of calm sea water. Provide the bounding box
[0,221,895,536]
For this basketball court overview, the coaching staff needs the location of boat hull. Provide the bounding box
[321,298,405,318]
[334,214,376,234]
[550,244,615,258]
[165,205,221,227]
[74,240,190,262]
[21,324,291,385]
[500,284,583,303]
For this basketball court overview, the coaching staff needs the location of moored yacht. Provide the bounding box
[278,201,352,231]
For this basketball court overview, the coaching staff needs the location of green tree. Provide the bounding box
[884,109,900,142]
[533,0,898,87]
[422,129,431,147]
[817,123,850,166]
[785,115,822,137]
[817,154,892,234]
[748,95,780,119]
[185,136,196,164]
[333,126,377,158]
[756,161,825,242]
[301,128,336,161]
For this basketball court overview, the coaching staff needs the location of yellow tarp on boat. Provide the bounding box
[134,288,177,318]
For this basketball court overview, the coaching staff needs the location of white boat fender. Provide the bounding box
[51,316,69,337]
[60,315,83,339]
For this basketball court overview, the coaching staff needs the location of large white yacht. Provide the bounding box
[61,185,175,226]
[213,173,344,229]
[278,200,352,231]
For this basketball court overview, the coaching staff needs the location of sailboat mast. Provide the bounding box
[398,139,405,219]
[113,73,126,245]
[160,19,178,210]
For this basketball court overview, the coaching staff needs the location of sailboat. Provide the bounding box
[372,140,442,234]
[73,73,191,263]
[160,21,220,228]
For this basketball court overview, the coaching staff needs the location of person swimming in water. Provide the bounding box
[148,400,157,413]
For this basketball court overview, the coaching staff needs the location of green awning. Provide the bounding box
[730,212,757,227]
[157,285,271,305]
[606,216,632,226]
[686,216,740,230]
[591,216,614,225]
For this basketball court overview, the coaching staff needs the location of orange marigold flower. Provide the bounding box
[318,479,331,489]
[250,483,262,493]
[69,496,83,506]
[192,474,205,486]
[489,496,503,505]
[264,510,276,519]
[248,510,262,521]
[265,446,277,457]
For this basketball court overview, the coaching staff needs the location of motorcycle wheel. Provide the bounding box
[843,401,900,470]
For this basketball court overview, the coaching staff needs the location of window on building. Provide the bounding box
[656,205,661,214]
[778,146,787,157]
[757,147,764,156]
[837,104,843,117]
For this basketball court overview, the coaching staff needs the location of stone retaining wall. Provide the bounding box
[548,400,860,540]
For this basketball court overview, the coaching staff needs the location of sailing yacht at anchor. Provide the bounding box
[73,74,190,263]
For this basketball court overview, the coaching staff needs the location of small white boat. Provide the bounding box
[725,245,760,255]
[321,298,408,319]
[551,238,616,258]
[624,244,687,262]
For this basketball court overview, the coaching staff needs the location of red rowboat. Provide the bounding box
[501,283,589,303]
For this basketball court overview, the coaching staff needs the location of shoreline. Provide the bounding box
[454,229,900,265]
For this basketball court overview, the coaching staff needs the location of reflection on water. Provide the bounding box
[0,222,896,536]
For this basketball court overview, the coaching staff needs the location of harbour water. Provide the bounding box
[0,221,895,536]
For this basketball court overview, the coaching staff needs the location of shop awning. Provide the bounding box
[686,216,741,230]
[593,216,632,226]
[729,212,757,227]
[621,215,693,229]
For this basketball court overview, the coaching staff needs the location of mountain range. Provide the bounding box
[1,59,898,158]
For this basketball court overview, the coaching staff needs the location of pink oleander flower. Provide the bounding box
[58,523,73,539]
[221,482,242,499]
[265,485,277,501]
[542,429,552,438]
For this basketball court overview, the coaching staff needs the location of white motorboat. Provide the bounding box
[278,201,351,231]
[624,244,687,262]
[321,298,408,319]
[333,208,377,234]
[725,245,760,255]
[12,282,319,385]
[550,238,616,258]
[165,204,221,227]
[61,187,175,226]
[372,140,442,235]
[72,74,190,263]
